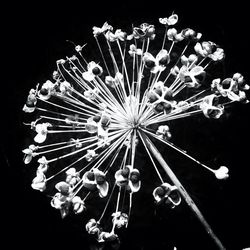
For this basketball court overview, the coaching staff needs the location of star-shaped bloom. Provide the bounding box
[181,28,202,41]
[133,23,155,40]
[85,149,98,162]
[65,167,80,186]
[82,61,103,82]
[38,80,55,100]
[93,22,113,37]
[115,165,141,193]
[105,29,127,42]
[194,41,217,58]
[147,81,175,114]
[211,77,249,103]
[55,181,73,196]
[22,144,38,164]
[143,49,170,74]
[105,72,124,88]
[156,125,172,140]
[34,122,52,143]
[208,47,225,61]
[71,196,86,214]
[167,28,184,42]
[153,183,181,208]
[233,73,249,91]
[128,44,143,56]
[82,169,109,198]
[59,80,72,95]
[200,94,224,119]
[159,14,178,26]
[179,65,206,88]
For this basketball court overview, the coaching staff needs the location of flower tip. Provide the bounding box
[214,166,229,180]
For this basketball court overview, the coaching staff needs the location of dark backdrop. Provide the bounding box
[3,1,250,250]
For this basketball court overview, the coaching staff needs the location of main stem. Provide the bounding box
[141,133,226,250]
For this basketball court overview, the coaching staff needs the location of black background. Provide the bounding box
[3,1,250,250]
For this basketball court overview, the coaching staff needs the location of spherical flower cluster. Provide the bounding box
[22,13,248,249]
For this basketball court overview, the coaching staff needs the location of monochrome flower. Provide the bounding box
[82,169,109,198]
[31,172,46,192]
[153,183,181,208]
[115,165,141,193]
[159,14,178,26]
[34,123,52,143]
[22,144,38,164]
[143,49,170,74]
[22,13,249,247]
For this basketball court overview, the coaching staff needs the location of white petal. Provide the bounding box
[34,133,46,144]
[82,71,95,81]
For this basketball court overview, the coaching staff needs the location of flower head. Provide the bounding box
[22,13,249,247]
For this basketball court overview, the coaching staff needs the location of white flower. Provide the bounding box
[128,44,142,56]
[86,218,101,235]
[55,181,72,196]
[65,167,80,186]
[167,28,184,42]
[82,61,103,81]
[105,72,124,88]
[82,169,109,198]
[143,49,170,74]
[84,87,99,100]
[200,94,224,119]
[31,172,46,192]
[153,183,181,208]
[93,22,113,37]
[37,156,49,173]
[85,117,98,134]
[159,14,178,26]
[214,166,229,180]
[38,80,55,100]
[156,125,171,140]
[112,211,128,228]
[208,47,225,61]
[22,144,38,164]
[34,123,52,143]
[179,65,206,88]
[59,80,71,95]
[115,165,141,193]
[71,196,86,214]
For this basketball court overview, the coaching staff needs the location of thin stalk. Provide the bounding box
[141,133,226,250]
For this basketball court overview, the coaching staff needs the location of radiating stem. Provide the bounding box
[141,132,225,250]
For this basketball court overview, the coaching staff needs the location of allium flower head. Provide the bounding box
[22,13,249,249]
